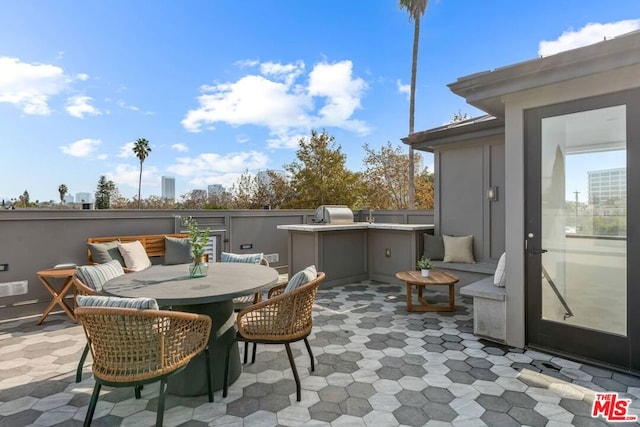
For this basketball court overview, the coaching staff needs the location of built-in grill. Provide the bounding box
[313,205,354,224]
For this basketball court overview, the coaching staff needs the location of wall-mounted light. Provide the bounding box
[487,187,498,202]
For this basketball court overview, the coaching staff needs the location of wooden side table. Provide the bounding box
[36,267,77,325]
[396,270,459,312]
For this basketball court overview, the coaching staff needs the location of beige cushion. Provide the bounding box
[443,235,475,263]
[117,241,152,272]
[494,252,506,287]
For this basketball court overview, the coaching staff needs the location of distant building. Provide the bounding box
[75,192,92,203]
[64,194,74,204]
[207,184,225,197]
[588,167,626,205]
[161,176,175,200]
[256,169,286,186]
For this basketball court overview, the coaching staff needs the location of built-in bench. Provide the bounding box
[87,233,190,264]
[432,260,506,343]
[460,276,506,343]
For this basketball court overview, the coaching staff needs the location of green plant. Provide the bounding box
[416,256,432,270]
[180,216,210,260]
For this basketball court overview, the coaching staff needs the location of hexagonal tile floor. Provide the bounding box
[1,280,639,426]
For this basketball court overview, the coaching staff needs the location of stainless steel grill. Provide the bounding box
[313,205,354,224]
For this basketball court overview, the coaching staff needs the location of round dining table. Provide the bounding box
[102,262,279,396]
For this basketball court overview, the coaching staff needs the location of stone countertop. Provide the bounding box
[277,222,434,232]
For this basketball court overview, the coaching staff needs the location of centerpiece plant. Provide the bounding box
[416,256,432,277]
[179,216,210,278]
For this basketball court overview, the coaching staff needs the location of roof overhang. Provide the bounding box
[448,30,640,117]
[402,115,504,152]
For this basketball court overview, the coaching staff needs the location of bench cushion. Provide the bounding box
[423,234,444,261]
[164,236,192,265]
[443,235,475,263]
[460,276,506,301]
[88,241,126,267]
[431,260,498,275]
[118,241,152,272]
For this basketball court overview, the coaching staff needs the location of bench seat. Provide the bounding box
[460,276,506,343]
[431,260,497,275]
[87,233,189,264]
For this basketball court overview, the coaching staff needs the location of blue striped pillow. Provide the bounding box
[284,265,317,293]
[75,260,125,292]
[76,295,159,310]
[221,252,263,264]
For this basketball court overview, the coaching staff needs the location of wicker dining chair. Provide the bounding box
[223,253,271,363]
[223,272,325,401]
[75,305,213,427]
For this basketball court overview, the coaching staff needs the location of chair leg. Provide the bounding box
[251,342,257,364]
[84,382,101,427]
[76,343,90,383]
[134,385,142,399]
[205,347,213,402]
[284,343,301,402]
[223,337,239,398]
[156,378,167,427]
[243,341,249,364]
[303,338,315,372]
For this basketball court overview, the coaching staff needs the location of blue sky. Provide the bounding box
[1,1,639,203]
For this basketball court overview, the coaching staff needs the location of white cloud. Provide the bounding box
[0,57,68,115]
[107,163,159,191]
[66,95,101,118]
[235,59,260,68]
[60,138,101,157]
[397,79,410,100]
[539,19,640,56]
[76,73,89,81]
[266,131,307,149]
[171,143,189,152]
[181,59,369,146]
[168,151,269,177]
[235,134,250,143]
[117,142,136,158]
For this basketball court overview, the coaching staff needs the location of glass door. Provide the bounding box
[525,90,640,372]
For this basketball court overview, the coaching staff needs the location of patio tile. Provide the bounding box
[0,280,637,426]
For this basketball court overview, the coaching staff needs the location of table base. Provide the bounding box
[167,300,240,396]
[406,283,455,312]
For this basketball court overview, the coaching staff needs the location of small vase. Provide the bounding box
[189,257,208,278]
[421,269,430,277]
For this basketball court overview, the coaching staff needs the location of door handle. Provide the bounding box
[530,248,548,254]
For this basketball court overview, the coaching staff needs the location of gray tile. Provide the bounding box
[392,406,430,427]
[502,390,537,409]
[481,410,520,427]
[476,394,511,412]
[395,390,428,407]
[421,401,457,422]
[508,406,548,427]
[338,397,372,417]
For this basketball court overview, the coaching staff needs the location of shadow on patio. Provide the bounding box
[1,281,638,426]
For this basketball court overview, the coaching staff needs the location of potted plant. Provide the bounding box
[181,216,210,278]
[416,256,432,277]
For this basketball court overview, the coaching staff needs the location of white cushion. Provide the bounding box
[117,241,152,272]
[284,265,317,293]
[443,235,475,263]
[493,252,506,287]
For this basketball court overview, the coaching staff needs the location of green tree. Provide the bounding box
[285,130,362,209]
[415,166,434,209]
[132,138,152,209]
[230,170,294,209]
[94,176,116,209]
[399,0,428,209]
[362,142,425,209]
[58,184,68,205]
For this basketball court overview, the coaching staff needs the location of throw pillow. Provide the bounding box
[443,235,476,263]
[164,236,192,265]
[221,252,264,264]
[117,241,152,272]
[493,252,506,287]
[423,234,444,261]
[88,241,125,266]
[76,295,159,310]
[284,265,317,293]
[75,260,125,292]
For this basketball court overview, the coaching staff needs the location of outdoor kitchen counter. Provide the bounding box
[278,223,435,286]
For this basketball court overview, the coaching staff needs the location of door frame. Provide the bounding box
[524,88,640,373]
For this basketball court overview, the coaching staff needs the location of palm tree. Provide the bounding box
[58,184,68,205]
[399,0,428,209]
[132,138,152,209]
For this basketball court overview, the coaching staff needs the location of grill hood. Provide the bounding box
[313,205,354,224]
